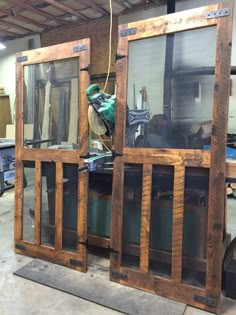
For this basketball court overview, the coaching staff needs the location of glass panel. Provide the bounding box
[22,161,35,242]
[23,58,79,149]
[41,162,56,246]
[182,167,209,287]
[126,27,216,149]
[88,172,112,238]
[62,163,78,252]
[122,164,142,269]
[149,166,174,278]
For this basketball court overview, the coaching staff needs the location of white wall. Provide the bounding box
[0,35,41,121]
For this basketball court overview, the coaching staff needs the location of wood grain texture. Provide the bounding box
[125,3,222,41]
[16,39,90,65]
[79,38,90,157]
[117,267,217,314]
[14,60,24,243]
[14,160,23,242]
[34,160,41,245]
[111,3,233,313]
[113,24,128,154]
[55,162,63,251]
[226,160,236,179]
[15,38,91,271]
[171,166,185,283]
[206,2,233,312]
[140,164,152,273]
[110,157,124,275]
[14,241,85,272]
[77,162,88,272]
[123,149,210,168]
[23,149,80,163]
[68,78,79,144]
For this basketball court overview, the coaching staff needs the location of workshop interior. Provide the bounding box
[0,0,236,314]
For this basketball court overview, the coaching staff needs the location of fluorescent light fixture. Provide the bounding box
[0,43,6,49]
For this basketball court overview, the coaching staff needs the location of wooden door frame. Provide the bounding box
[110,3,233,314]
[14,39,90,272]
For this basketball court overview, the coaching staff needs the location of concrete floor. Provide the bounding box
[0,188,236,315]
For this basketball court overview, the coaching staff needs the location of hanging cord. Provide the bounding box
[98,0,113,152]
[103,0,113,93]
[99,134,111,152]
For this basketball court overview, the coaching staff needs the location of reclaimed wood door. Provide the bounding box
[15,39,90,272]
[110,3,233,313]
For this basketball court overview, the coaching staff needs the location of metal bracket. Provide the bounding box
[80,64,91,73]
[16,56,28,62]
[207,8,230,19]
[70,258,83,267]
[78,239,88,247]
[193,295,217,307]
[73,44,87,52]
[78,165,89,172]
[111,270,128,280]
[112,151,123,158]
[120,27,137,37]
[15,243,26,251]
[115,53,127,61]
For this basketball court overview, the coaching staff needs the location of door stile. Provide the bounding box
[140,163,152,273]
[34,160,42,245]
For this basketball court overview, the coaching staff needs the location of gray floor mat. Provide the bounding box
[14,259,187,315]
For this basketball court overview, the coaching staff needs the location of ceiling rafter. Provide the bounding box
[0,19,33,33]
[0,8,53,29]
[80,0,110,17]
[0,28,17,37]
[43,0,89,21]
[7,13,46,29]
[8,0,64,24]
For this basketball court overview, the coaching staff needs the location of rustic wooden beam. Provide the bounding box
[140,164,152,273]
[0,19,33,33]
[34,160,42,245]
[171,165,185,283]
[8,0,62,23]
[0,9,46,29]
[80,0,109,16]
[0,28,17,36]
[44,0,89,21]
[55,162,63,250]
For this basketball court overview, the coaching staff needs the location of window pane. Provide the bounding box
[149,166,174,279]
[24,58,79,149]
[22,161,35,242]
[126,27,216,150]
[122,164,143,269]
[41,162,56,246]
[62,163,78,252]
[182,168,209,287]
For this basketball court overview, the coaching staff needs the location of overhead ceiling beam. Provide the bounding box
[0,28,17,37]
[2,8,47,28]
[79,0,110,16]
[120,1,161,15]
[0,19,33,33]
[43,0,89,21]
[8,0,63,24]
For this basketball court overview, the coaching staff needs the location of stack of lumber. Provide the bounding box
[227,183,236,198]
